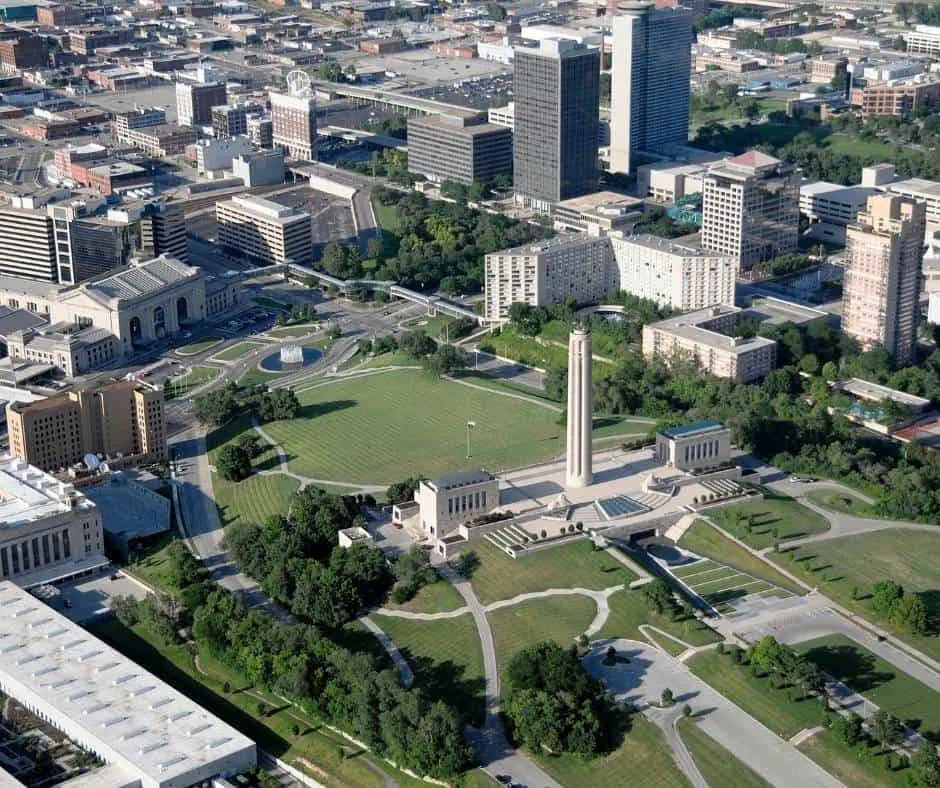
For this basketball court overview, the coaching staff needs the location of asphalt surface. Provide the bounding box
[585,639,843,788]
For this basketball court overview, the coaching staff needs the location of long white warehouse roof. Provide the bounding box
[0,581,255,788]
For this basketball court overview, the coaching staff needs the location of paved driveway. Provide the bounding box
[585,639,843,788]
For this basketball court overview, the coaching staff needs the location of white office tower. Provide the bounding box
[566,326,593,488]
[609,1,692,174]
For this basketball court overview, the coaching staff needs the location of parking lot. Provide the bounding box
[34,570,150,623]
[411,73,513,110]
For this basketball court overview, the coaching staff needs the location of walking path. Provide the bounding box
[646,707,707,788]
[251,417,386,493]
[432,557,562,788]
[359,616,414,688]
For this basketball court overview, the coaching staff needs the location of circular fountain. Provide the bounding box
[259,345,323,372]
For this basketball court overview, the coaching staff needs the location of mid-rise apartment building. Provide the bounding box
[7,380,166,472]
[609,233,736,312]
[513,39,599,212]
[856,78,940,117]
[484,234,614,322]
[176,80,227,127]
[906,25,940,57]
[0,205,56,281]
[701,150,800,270]
[406,113,512,186]
[112,106,166,142]
[609,2,692,174]
[0,455,105,587]
[642,305,777,382]
[216,195,312,265]
[0,30,47,73]
[270,91,316,160]
[842,194,925,366]
[212,104,248,138]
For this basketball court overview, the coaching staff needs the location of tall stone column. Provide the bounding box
[566,325,593,488]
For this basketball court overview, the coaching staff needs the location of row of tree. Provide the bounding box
[194,382,300,428]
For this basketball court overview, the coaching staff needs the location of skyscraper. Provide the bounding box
[566,326,593,488]
[701,150,800,271]
[514,39,600,213]
[609,2,692,174]
[270,91,317,161]
[842,194,926,366]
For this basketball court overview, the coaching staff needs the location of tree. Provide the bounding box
[872,579,904,617]
[257,389,300,422]
[217,444,252,482]
[468,180,491,202]
[365,237,384,261]
[641,578,676,616]
[912,740,940,788]
[486,2,507,20]
[110,594,140,626]
[400,330,437,359]
[423,344,467,377]
[166,540,203,588]
[871,709,904,752]
[316,60,343,82]
[193,386,238,426]
[892,593,928,635]
[320,242,362,279]
[387,477,422,505]
[660,688,674,707]
[833,712,864,746]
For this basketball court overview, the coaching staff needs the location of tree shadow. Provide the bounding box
[405,654,487,728]
[918,589,940,636]
[295,400,358,420]
[801,644,895,695]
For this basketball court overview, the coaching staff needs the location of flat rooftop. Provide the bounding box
[615,234,722,258]
[746,296,828,326]
[888,178,940,201]
[649,306,777,355]
[0,454,94,528]
[426,469,494,491]
[0,581,255,785]
[491,232,607,257]
[840,378,931,409]
[221,195,310,223]
[660,420,726,439]
[555,190,643,214]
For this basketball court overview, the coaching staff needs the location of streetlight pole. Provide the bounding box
[466,420,475,460]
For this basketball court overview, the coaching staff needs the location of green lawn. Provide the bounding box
[709,494,829,549]
[688,649,825,739]
[484,325,615,378]
[404,314,456,341]
[370,613,485,726]
[534,714,689,788]
[468,538,632,606]
[128,532,180,592]
[489,595,598,671]
[237,367,284,388]
[212,341,265,361]
[678,521,804,595]
[372,199,402,258]
[677,718,771,788]
[769,530,940,663]
[166,365,219,399]
[207,415,298,526]
[267,323,320,339]
[806,490,879,518]
[383,579,465,614]
[86,617,426,788]
[796,634,940,737]
[595,588,720,649]
[797,731,910,788]
[263,370,643,486]
[176,336,221,356]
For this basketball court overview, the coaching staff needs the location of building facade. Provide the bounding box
[0,205,56,281]
[513,39,599,212]
[216,194,312,264]
[483,234,614,322]
[406,113,512,185]
[906,24,940,56]
[232,149,285,187]
[414,471,500,541]
[701,150,800,270]
[655,420,731,472]
[642,305,777,382]
[176,80,227,127]
[195,135,252,175]
[609,233,736,312]
[0,457,104,587]
[609,2,692,174]
[212,104,248,137]
[270,90,317,160]
[7,380,166,472]
[111,105,166,142]
[856,78,940,117]
[842,194,926,366]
